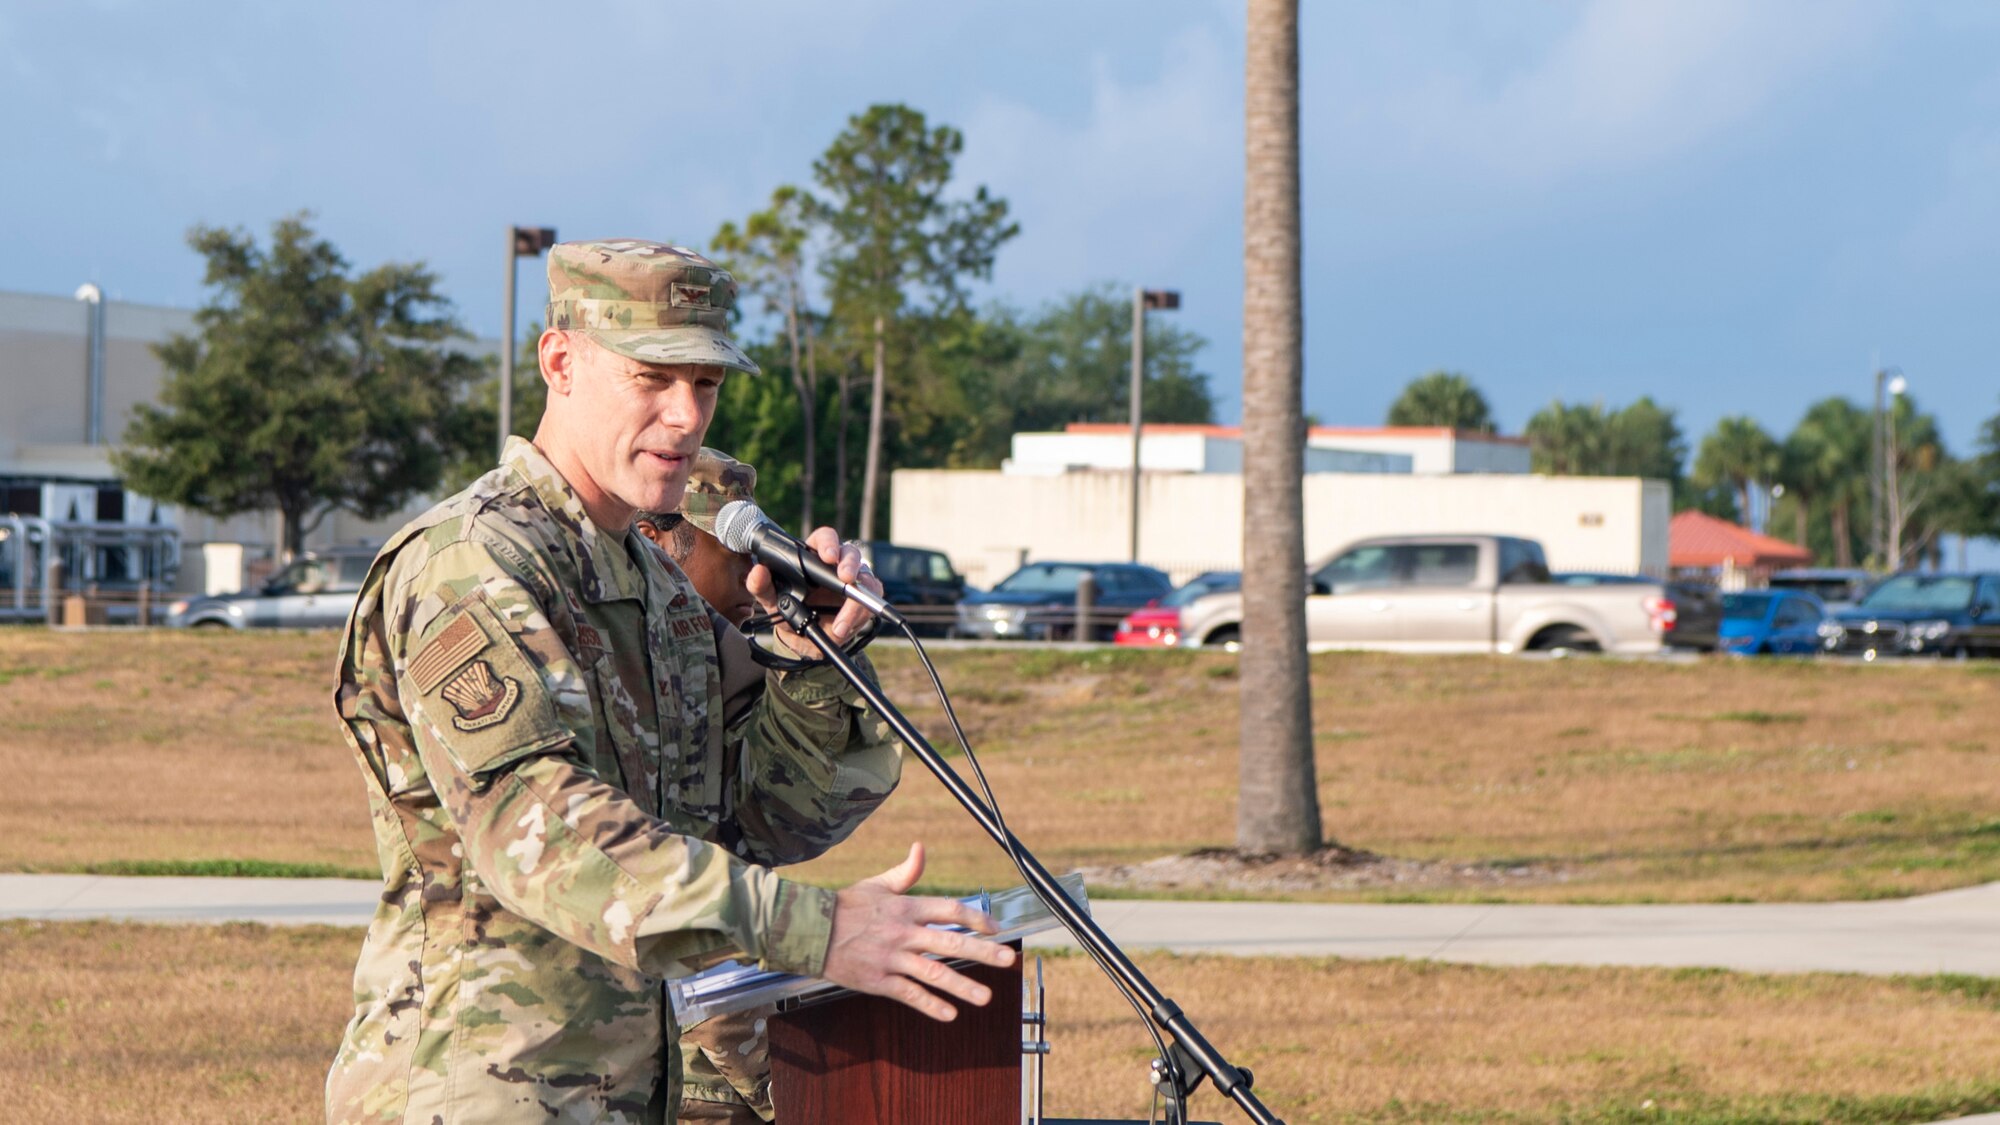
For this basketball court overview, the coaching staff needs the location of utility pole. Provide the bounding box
[1870,365,1885,569]
[1884,370,1908,570]
[1128,287,1179,562]
[501,226,558,457]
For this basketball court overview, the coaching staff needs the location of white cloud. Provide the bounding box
[955,23,1240,302]
[1371,0,1878,186]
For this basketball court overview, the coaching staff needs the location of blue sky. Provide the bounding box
[6,0,2000,465]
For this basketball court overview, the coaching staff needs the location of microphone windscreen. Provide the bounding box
[712,500,768,555]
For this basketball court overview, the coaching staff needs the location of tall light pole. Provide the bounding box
[1128,287,1180,562]
[1870,364,1904,570]
[74,283,105,445]
[501,226,558,457]
[1884,371,1909,571]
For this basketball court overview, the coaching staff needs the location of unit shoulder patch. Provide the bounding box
[442,659,522,731]
[410,593,571,780]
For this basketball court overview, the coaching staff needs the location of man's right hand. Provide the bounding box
[820,842,1017,1022]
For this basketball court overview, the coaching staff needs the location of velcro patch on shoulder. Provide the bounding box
[410,611,490,693]
[413,594,571,781]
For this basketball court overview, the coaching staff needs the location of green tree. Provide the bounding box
[1524,397,1688,486]
[991,286,1214,442]
[1604,397,1686,482]
[1880,394,1949,569]
[1239,0,1322,857]
[1969,398,2000,539]
[811,103,1018,539]
[1693,416,1782,529]
[713,185,820,528]
[115,215,481,557]
[1385,371,1493,431]
[1779,397,1870,566]
[443,320,546,491]
[1524,401,1609,475]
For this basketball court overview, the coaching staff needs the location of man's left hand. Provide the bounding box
[745,528,884,659]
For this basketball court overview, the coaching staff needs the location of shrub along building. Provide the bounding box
[892,422,1669,589]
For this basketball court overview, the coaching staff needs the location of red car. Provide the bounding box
[1114,571,1240,648]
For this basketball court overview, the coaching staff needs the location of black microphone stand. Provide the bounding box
[774,590,1285,1125]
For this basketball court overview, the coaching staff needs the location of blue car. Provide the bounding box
[954,561,1174,641]
[1717,591,1827,655]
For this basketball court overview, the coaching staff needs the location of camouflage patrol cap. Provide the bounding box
[675,447,758,536]
[546,240,761,375]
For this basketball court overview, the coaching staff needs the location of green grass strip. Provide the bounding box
[67,859,378,880]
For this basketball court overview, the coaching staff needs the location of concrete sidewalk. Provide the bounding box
[3,873,1995,978]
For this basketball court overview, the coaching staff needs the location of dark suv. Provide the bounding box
[853,541,966,637]
[1819,572,2000,658]
[954,561,1174,642]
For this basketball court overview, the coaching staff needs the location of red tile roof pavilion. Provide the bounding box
[1669,510,1812,569]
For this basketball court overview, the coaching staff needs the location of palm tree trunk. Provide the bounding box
[860,314,886,541]
[1832,499,1854,568]
[1238,0,1322,857]
[1793,491,1808,547]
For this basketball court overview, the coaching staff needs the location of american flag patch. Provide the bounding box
[411,612,489,693]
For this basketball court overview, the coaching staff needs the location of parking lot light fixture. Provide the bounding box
[500,225,558,456]
[1129,287,1182,562]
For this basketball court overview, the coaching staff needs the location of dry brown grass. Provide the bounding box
[0,920,353,1123]
[3,631,1997,902]
[3,920,1995,1124]
[0,631,364,875]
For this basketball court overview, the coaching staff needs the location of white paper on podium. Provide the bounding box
[669,871,1089,1024]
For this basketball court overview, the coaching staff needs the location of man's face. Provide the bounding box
[681,530,758,627]
[557,334,725,520]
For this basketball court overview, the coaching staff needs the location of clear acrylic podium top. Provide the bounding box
[670,871,1089,1023]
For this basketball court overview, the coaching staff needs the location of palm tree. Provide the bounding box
[1386,371,1494,432]
[1693,416,1781,527]
[1524,400,1609,475]
[1780,397,1870,565]
[1238,0,1321,857]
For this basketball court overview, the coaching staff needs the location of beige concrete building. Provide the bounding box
[0,287,450,597]
[890,469,1670,589]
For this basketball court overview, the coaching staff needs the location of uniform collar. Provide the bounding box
[503,437,647,604]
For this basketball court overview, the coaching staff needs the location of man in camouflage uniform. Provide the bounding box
[327,240,1011,1124]
[635,450,802,1123]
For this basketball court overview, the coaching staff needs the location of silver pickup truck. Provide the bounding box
[1180,534,1671,655]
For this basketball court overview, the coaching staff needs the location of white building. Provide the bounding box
[1005,426,1411,476]
[1042,423,1532,475]
[891,469,1670,590]
[1305,425,1532,474]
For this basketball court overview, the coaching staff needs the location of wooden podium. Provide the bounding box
[767,950,1024,1123]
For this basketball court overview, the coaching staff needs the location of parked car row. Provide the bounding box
[161,534,2000,663]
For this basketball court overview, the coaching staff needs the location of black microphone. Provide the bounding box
[712,500,905,627]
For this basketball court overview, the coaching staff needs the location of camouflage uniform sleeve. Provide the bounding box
[713,619,903,868]
[390,540,834,978]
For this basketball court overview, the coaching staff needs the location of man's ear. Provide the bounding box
[537,329,575,396]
